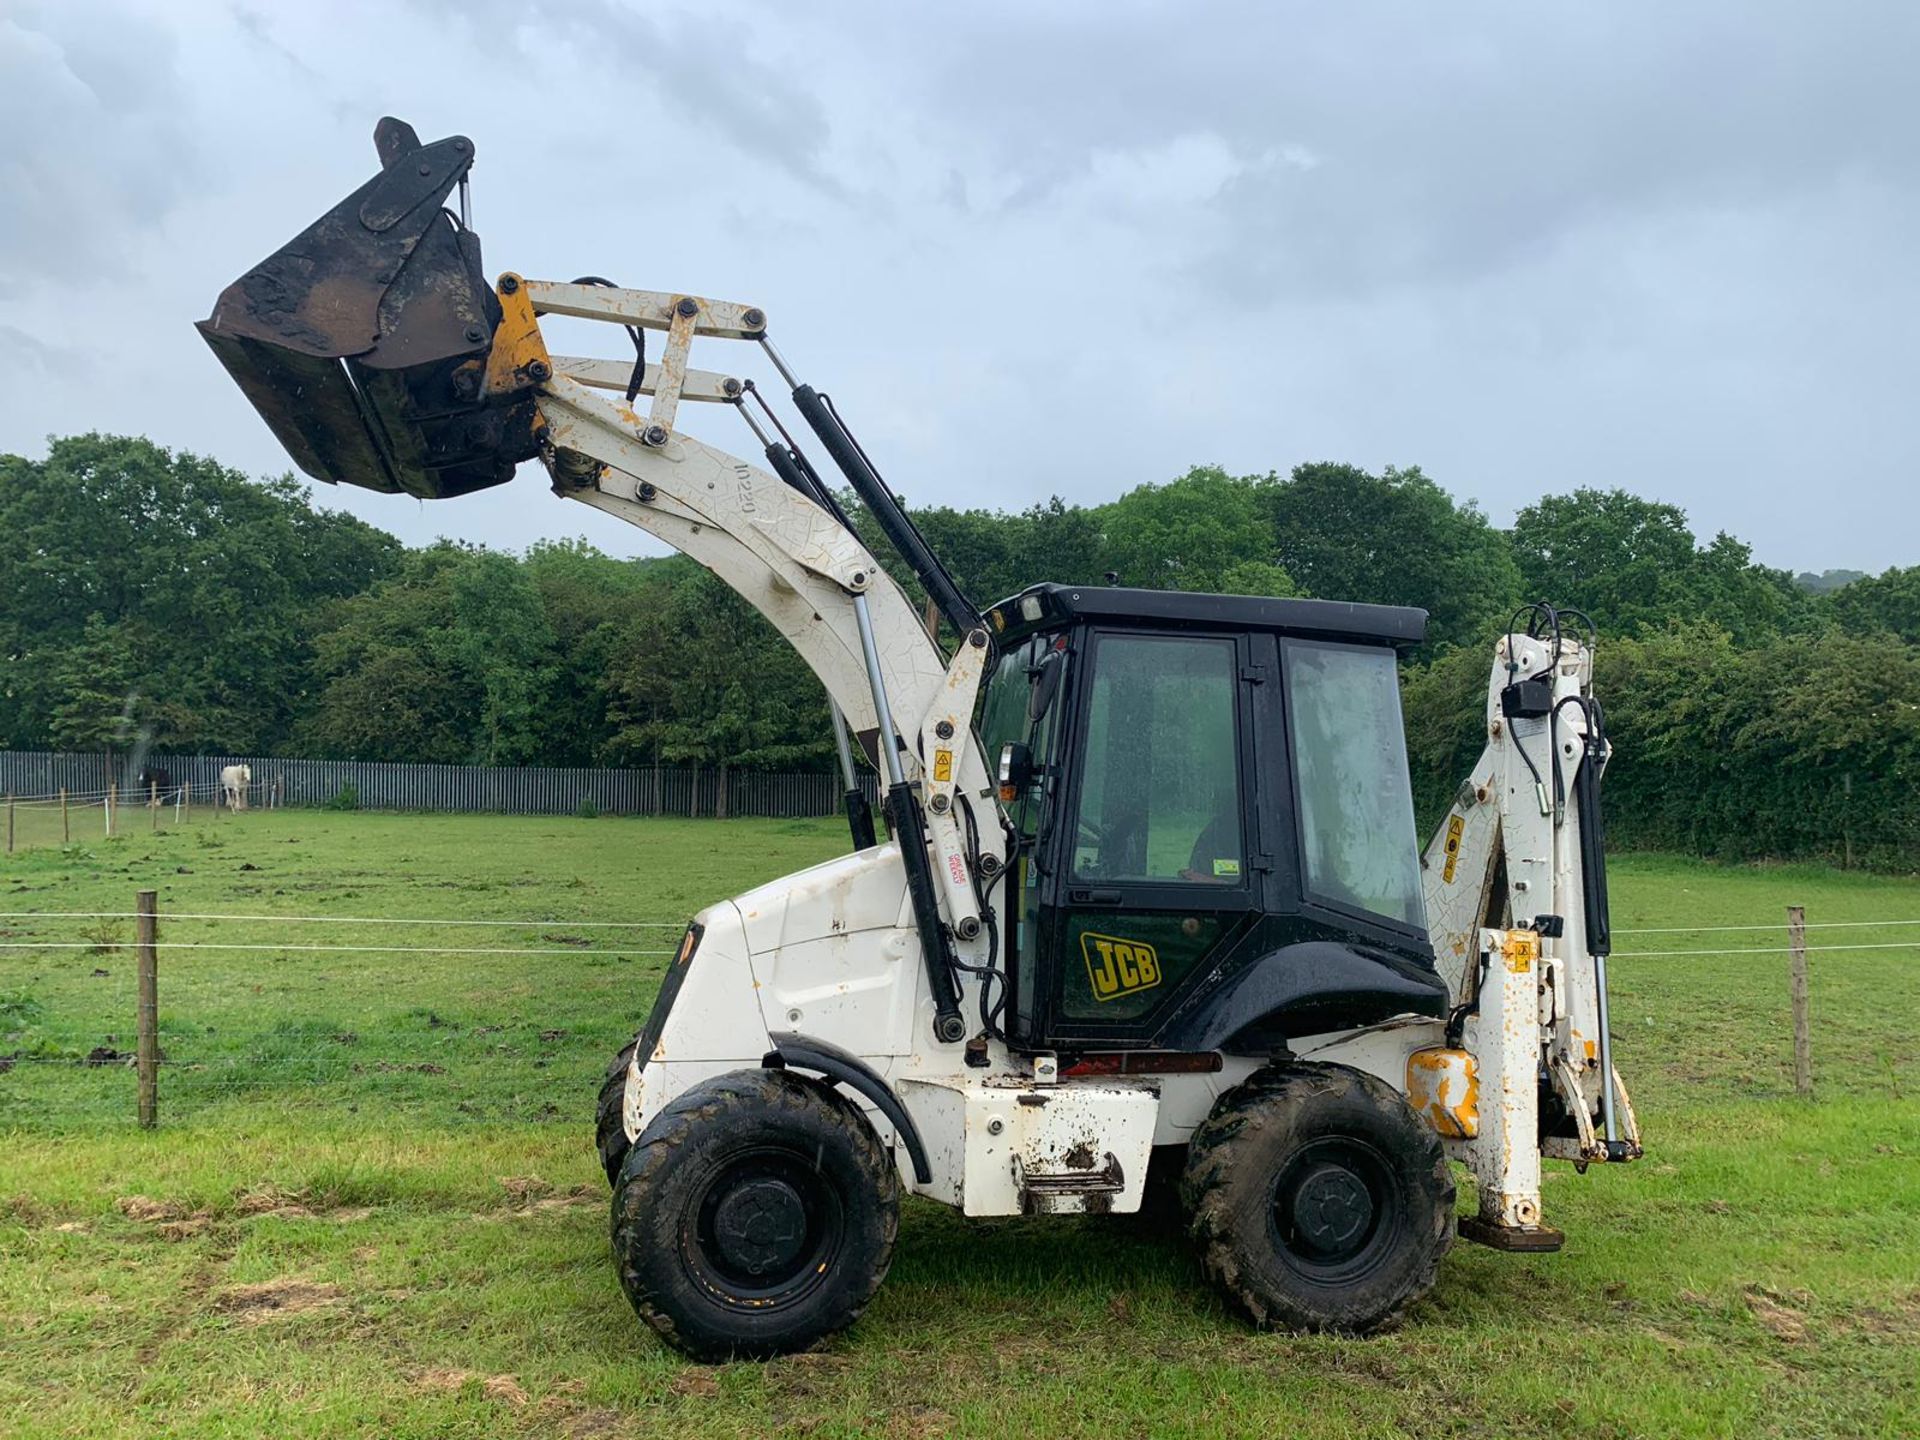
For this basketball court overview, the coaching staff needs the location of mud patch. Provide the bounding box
[670,1370,719,1399]
[1743,1286,1810,1342]
[116,1194,184,1222]
[214,1278,344,1324]
[415,1369,530,1406]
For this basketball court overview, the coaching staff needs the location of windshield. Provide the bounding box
[1282,639,1425,929]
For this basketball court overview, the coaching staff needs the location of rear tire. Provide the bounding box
[611,1068,899,1361]
[1181,1062,1453,1334]
[596,1034,640,1187]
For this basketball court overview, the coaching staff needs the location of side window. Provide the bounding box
[1282,639,1425,928]
[1072,634,1243,885]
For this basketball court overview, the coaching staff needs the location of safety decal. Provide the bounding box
[1442,814,1464,884]
[932,748,953,783]
[1081,932,1162,1002]
[1212,858,1240,877]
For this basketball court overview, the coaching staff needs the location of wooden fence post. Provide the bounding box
[61,787,69,844]
[150,779,159,831]
[5,794,12,854]
[107,782,116,837]
[137,890,159,1128]
[1788,904,1811,1099]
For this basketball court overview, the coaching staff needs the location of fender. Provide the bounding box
[763,1031,933,1185]
[1161,940,1449,1054]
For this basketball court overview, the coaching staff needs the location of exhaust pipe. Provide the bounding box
[197,117,539,500]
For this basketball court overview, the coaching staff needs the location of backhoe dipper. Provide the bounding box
[199,120,1642,1360]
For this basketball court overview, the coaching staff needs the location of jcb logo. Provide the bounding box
[1081,932,1161,1002]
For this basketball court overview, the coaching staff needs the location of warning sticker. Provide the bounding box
[932,748,953,783]
[1441,814,1464,884]
[1212,858,1241,878]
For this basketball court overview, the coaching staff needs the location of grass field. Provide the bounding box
[2,811,1917,1438]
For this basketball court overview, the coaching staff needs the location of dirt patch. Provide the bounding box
[1743,1286,1810,1342]
[214,1278,344,1324]
[234,1182,311,1218]
[670,1370,719,1399]
[117,1194,183,1222]
[499,1175,553,1207]
[559,1407,630,1439]
[415,1369,530,1406]
[886,1405,955,1439]
[1848,1290,1920,1338]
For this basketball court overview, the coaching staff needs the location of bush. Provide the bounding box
[324,783,360,812]
[575,798,600,819]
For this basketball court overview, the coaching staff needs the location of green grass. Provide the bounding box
[2,813,1917,1438]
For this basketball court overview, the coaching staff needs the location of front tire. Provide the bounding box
[596,1034,640,1187]
[611,1068,900,1361]
[1182,1063,1453,1334]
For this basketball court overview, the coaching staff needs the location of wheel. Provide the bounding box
[596,1033,641,1187]
[611,1068,900,1360]
[1181,1062,1453,1334]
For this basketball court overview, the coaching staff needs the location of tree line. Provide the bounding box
[3,434,1915,866]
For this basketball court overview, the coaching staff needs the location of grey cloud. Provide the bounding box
[0,3,201,293]
[408,0,846,199]
[921,3,1920,299]
[0,325,93,382]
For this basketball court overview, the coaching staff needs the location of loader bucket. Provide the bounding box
[197,117,539,499]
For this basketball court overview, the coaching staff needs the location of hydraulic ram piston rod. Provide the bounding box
[851,591,967,1044]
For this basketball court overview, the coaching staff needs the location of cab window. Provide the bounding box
[1071,634,1242,884]
[1282,639,1424,928]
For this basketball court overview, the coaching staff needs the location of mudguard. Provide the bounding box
[1160,940,1449,1054]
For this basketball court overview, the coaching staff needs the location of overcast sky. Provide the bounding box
[3,1,1914,573]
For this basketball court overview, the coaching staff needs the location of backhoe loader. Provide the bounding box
[199,119,1641,1360]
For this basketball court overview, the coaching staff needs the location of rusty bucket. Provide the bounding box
[197,117,537,499]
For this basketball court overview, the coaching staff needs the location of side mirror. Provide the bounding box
[1028,649,1064,723]
[998,742,1035,803]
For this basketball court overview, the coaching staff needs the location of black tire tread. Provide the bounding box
[612,1068,899,1361]
[595,1033,641,1187]
[1180,1062,1453,1335]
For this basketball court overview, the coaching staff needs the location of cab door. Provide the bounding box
[1032,627,1266,1046]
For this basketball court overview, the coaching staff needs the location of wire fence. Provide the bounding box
[3,895,1916,1131]
[0,751,874,846]
[2,776,297,855]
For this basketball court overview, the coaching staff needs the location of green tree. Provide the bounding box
[602,564,832,770]
[0,434,401,752]
[449,551,558,766]
[1511,488,1810,643]
[1095,467,1295,595]
[1826,566,1920,645]
[1268,463,1520,653]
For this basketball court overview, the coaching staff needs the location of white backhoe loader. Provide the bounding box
[199,120,1641,1360]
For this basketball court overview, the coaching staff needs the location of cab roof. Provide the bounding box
[986,582,1427,649]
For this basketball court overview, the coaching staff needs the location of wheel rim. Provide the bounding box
[684,1145,844,1307]
[1268,1137,1404,1285]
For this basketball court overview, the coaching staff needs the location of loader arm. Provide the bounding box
[197,119,1001,1045]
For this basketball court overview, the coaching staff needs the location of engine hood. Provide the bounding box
[731,841,913,957]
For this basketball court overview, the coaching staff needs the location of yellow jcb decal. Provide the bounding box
[1081,932,1162,1002]
[1441,814,1465,884]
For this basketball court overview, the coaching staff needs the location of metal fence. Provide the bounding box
[0,750,874,820]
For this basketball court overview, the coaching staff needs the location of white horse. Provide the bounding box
[220,763,252,811]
